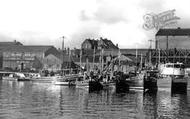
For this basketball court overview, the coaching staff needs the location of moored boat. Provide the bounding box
[143,70,158,91]
[30,76,56,83]
[171,75,188,92]
[127,71,145,90]
[157,62,188,91]
[114,71,130,92]
[159,62,185,77]
[2,72,30,81]
[53,78,75,86]
[53,75,80,86]
[2,73,18,81]
[75,78,89,88]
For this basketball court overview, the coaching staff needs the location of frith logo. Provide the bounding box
[143,9,180,30]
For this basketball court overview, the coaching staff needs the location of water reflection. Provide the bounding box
[0,80,190,119]
[143,91,157,118]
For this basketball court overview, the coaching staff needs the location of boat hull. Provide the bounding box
[101,82,116,90]
[157,77,172,89]
[53,76,76,86]
[157,76,188,92]
[115,80,130,93]
[128,78,144,89]
[54,81,75,86]
[76,80,89,88]
[171,76,188,92]
[17,78,31,81]
[143,77,157,91]
[89,81,104,91]
[2,77,18,81]
[31,76,57,83]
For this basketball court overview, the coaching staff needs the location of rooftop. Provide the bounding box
[0,45,55,53]
[100,38,119,49]
[0,40,23,46]
[156,28,190,36]
[24,45,54,52]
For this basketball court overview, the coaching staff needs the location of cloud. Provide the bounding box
[0,34,15,43]
[139,0,165,13]
[75,0,131,48]
[80,0,128,24]
[13,31,57,47]
[66,21,101,48]
[1,0,190,49]
[79,10,90,21]
[93,4,127,24]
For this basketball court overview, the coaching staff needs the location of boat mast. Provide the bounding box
[69,48,71,75]
[136,44,138,71]
[118,49,121,71]
[62,36,65,76]
[140,53,143,70]
[101,48,104,72]
[93,47,95,71]
[158,44,160,65]
[148,39,153,67]
[80,48,82,73]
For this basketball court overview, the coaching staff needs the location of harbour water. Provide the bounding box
[0,80,190,119]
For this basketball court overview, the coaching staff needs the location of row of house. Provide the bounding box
[1,27,189,72]
[0,37,148,73]
[0,41,63,72]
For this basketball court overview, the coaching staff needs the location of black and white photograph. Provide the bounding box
[0,0,190,119]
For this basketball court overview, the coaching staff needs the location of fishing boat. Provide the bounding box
[126,71,145,90]
[143,70,158,91]
[75,73,104,91]
[159,62,185,77]
[53,77,75,86]
[29,73,41,79]
[2,72,19,81]
[113,71,130,92]
[53,74,81,86]
[100,80,115,90]
[17,73,31,81]
[75,76,89,88]
[30,75,57,83]
[2,72,30,81]
[157,62,188,91]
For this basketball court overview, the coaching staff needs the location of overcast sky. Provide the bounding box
[0,0,190,49]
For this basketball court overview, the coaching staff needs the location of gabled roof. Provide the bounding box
[83,39,98,49]
[87,39,98,46]
[0,46,31,52]
[156,28,190,36]
[0,45,56,53]
[0,41,23,46]
[24,45,54,52]
[99,38,118,49]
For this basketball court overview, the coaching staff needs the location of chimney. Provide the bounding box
[116,43,118,48]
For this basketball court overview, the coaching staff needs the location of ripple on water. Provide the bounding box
[0,81,190,119]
